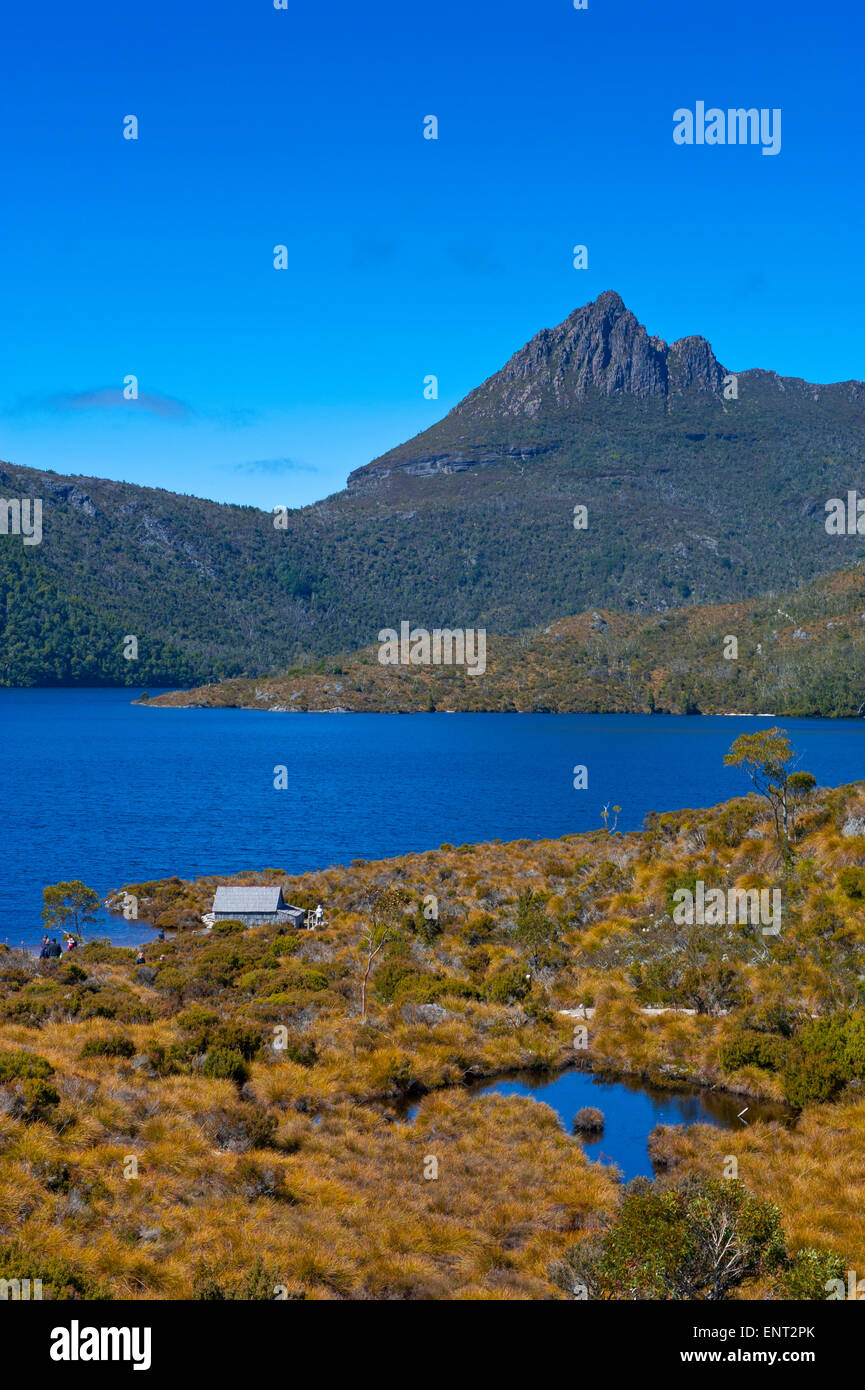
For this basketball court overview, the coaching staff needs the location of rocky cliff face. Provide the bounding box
[349,291,732,486]
[455,290,721,417]
[666,333,726,396]
[7,293,865,685]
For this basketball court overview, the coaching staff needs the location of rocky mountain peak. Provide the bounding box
[667,334,726,394]
[452,292,726,420]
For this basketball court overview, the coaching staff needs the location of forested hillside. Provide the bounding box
[3,293,865,687]
[145,567,865,718]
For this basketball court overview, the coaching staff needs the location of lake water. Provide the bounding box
[406,1066,790,1182]
[2,689,864,950]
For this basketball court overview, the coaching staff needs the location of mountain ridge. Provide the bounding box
[3,291,865,685]
[349,291,865,487]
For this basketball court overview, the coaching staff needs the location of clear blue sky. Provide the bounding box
[0,0,861,510]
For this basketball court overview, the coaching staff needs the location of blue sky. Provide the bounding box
[0,0,861,510]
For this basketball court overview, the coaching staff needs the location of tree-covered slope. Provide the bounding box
[142,567,865,718]
[3,292,865,686]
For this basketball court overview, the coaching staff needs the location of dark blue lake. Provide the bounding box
[2,689,864,950]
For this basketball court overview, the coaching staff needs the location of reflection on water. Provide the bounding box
[403,1065,792,1182]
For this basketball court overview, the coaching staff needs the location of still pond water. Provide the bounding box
[403,1065,789,1182]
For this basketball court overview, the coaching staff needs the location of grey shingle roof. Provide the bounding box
[212,886,284,914]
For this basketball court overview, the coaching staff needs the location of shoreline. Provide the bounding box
[4,686,859,720]
[384,1050,795,1124]
[137,698,804,719]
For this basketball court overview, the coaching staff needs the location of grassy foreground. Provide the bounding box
[3,779,865,1297]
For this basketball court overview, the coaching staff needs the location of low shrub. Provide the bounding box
[373,957,422,1003]
[780,1012,865,1109]
[719,1030,788,1074]
[485,964,531,1005]
[0,1050,53,1082]
[776,1247,847,1299]
[202,1047,249,1083]
[268,933,300,960]
[0,1240,107,1299]
[838,867,865,900]
[573,1106,605,1134]
[280,1036,317,1067]
[146,1043,194,1077]
[176,1006,220,1032]
[19,1077,61,1116]
[79,1034,136,1059]
[57,962,88,984]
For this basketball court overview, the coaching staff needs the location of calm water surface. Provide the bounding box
[2,689,864,949]
[406,1066,790,1182]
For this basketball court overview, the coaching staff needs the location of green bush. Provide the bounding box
[838,867,865,899]
[514,889,558,968]
[280,1036,317,1067]
[298,968,328,992]
[77,995,118,1021]
[154,966,185,999]
[238,968,277,994]
[781,1012,865,1108]
[0,997,50,1026]
[524,991,554,1024]
[268,934,300,959]
[552,1177,785,1300]
[208,1023,262,1061]
[707,800,759,849]
[202,1047,249,1083]
[213,920,246,935]
[57,962,88,984]
[719,1030,788,1074]
[776,1247,846,1299]
[782,1052,846,1109]
[373,956,422,1003]
[20,1077,61,1114]
[0,1240,107,1299]
[78,942,136,966]
[176,1006,220,1032]
[79,1034,136,1059]
[413,907,444,945]
[485,964,532,1005]
[0,1050,54,1082]
[146,1043,193,1077]
[740,1002,803,1038]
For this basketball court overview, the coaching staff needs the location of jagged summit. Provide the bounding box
[7,294,865,687]
[348,294,733,487]
[453,292,726,420]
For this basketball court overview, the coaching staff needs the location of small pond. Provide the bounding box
[403,1065,791,1182]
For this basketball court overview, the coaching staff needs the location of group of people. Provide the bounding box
[38,934,77,958]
